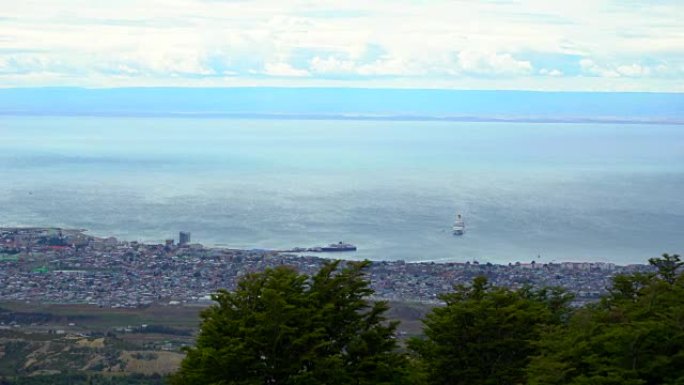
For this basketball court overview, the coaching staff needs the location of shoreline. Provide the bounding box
[0,226,654,306]
[0,226,649,267]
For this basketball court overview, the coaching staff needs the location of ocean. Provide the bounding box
[1,116,682,264]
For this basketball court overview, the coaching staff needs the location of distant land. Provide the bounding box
[1,88,682,124]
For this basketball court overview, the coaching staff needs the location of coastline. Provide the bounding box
[0,227,652,307]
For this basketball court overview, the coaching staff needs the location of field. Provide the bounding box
[0,302,203,331]
[0,300,432,377]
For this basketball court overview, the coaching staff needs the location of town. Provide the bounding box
[0,227,651,308]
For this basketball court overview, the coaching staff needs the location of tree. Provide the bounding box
[649,253,683,285]
[527,254,684,385]
[409,276,572,385]
[169,260,407,385]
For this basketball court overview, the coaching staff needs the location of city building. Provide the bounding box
[179,231,191,245]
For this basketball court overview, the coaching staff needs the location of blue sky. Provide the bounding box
[1,0,683,91]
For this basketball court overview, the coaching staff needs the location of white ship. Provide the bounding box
[452,214,465,235]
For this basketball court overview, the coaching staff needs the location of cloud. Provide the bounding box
[0,0,682,90]
[580,58,676,78]
[456,51,533,76]
[616,64,651,77]
[262,62,309,77]
[308,56,414,77]
[580,59,620,78]
[357,59,414,77]
[539,68,563,77]
[309,56,356,75]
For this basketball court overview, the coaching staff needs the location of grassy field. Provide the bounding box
[0,300,433,377]
[0,302,203,331]
[0,300,432,336]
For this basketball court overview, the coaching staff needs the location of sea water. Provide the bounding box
[1,116,682,264]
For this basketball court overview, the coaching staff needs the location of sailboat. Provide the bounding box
[452,213,465,235]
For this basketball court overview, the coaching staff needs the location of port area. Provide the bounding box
[277,241,357,253]
[278,245,357,253]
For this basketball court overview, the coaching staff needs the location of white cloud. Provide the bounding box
[616,64,650,77]
[580,59,677,79]
[580,59,620,78]
[310,56,356,74]
[0,0,682,90]
[309,56,414,77]
[456,51,533,76]
[540,68,563,77]
[262,62,309,77]
[357,59,414,76]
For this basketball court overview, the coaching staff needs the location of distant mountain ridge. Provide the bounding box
[1,87,682,123]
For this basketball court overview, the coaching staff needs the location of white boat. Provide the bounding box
[452,214,465,235]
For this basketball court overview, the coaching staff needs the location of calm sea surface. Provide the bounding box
[1,117,682,264]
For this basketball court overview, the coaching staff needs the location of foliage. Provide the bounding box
[170,260,407,385]
[6,254,682,384]
[409,276,573,385]
[527,253,684,385]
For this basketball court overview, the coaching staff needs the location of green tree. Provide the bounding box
[409,276,572,385]
[170,260,407,385]
[528,253,684,385]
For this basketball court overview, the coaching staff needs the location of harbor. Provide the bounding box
[280,241,357,253]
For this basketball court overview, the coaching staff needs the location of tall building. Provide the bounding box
[179,231,191,245]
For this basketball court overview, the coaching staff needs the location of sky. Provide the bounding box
[1,0,683,91]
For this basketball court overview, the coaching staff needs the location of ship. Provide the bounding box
[320,242,357,252]
[452,214,465,235]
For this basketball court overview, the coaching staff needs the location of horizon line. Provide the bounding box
[2,111,682,126]
[1,86,683,95]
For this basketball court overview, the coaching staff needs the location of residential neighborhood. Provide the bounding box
[0,227,651,307]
